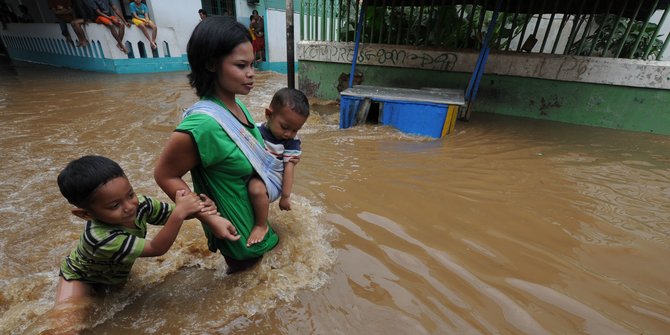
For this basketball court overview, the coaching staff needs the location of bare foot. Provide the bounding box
[247,224,269,247]
[117,43,128,54]
[150,41,157,50]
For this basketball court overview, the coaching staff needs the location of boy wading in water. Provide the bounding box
[247,88,310,246]
[54,155,223,322]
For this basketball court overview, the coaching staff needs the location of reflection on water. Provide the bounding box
[1,61,669,334]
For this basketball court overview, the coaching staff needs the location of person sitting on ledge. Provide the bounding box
[48,0,88,47]
[130,0,157,50]
[83,0,129,53]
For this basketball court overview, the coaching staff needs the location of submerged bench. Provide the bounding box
[339,85,466,138]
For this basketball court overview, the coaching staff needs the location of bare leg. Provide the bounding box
[104,24,125,53]
[24,278,94,334]
[105,24,119,42]
[71,19,88,47]
[111,20,126,53]
[138,24,152,47]
[151,23,158,48]
[116,20,125,42]
[55,277,94,304]
[247,176,269,247]
[149,21,158,48]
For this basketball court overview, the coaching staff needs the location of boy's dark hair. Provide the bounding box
[198,8,207,16]
[57,155,126,208]
[270,88,310,118]
[187,16,252,98]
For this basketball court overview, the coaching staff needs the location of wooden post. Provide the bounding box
[286,0,295,89]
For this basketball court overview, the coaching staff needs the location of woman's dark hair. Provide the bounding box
[57,155,126,208]
[187,16,252,98]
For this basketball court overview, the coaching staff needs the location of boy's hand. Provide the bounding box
[173,190,204,220]
[199,194,219,216]
[279,195,291,211]
[204,215,240,241]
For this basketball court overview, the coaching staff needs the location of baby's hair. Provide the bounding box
[57,155,126,208]
[270,88,310,118]
[187,16,252,98]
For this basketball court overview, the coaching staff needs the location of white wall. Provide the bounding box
[266,9,301,62]
[1,22,182,59]
[236,0,257,25]
[148,0,201,54]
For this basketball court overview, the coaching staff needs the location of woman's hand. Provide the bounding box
[202,215,240,241]
[198,193,219,216]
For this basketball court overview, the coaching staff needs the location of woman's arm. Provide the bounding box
[154,132,196,200]
[154,132,239,241]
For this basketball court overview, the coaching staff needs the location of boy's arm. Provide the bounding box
[278,161,296,210]
[140,190,201,257]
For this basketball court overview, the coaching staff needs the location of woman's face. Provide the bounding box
[215,42,255,97]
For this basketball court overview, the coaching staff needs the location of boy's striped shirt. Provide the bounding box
[60,195,174,285]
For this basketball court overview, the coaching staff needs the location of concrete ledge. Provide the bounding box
[298,41,670,90]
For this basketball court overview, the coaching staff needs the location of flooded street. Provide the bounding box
[1,60,669,334]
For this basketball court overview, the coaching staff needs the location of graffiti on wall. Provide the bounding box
[299,42,458,71]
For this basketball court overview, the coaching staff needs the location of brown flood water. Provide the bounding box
[1,59,669,334]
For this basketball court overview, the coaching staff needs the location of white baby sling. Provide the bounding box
[182,100,283,202]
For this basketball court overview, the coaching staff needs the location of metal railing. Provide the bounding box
[300,0,670,60]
